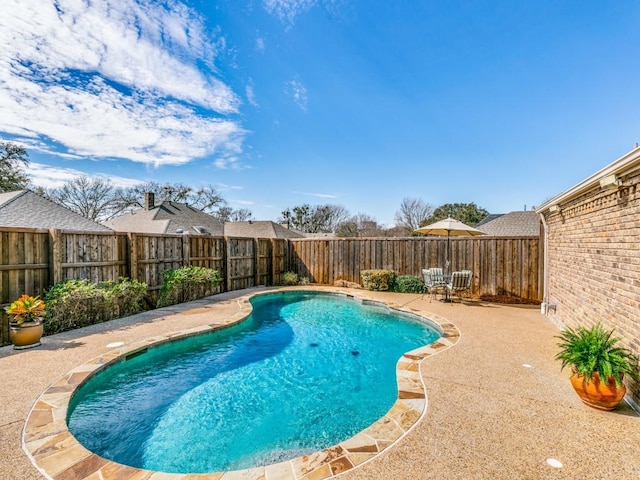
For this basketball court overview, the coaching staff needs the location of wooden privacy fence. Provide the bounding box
[288,236,542,301]
[0,228,290,345]
[1,228,541,345]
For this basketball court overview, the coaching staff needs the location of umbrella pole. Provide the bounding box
[447,232,451,275]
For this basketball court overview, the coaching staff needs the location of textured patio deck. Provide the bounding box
[1,286,639,480]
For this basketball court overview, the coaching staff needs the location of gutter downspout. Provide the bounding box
[539,212,549,315]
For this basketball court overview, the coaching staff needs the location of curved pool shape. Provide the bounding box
[66,291,440,473]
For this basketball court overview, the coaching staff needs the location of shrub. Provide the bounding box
[281,271,310,286]
[360,269,395,291]
[392,275,424,293]
[158,266,221,307]
[282,271,299,286]
[98,279,148,317]
[44,278,147,334]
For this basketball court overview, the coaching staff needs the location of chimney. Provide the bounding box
[144,192,155,211]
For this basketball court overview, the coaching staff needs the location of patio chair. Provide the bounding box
[446,270,472,303]
[422,268,446,301]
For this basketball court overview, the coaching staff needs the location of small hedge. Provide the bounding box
[44,278,147,334]
[158,266,221,307]
[391,275,424,293]
[360,269,395,291]
[282,271,310,286]
[282,271,300,286]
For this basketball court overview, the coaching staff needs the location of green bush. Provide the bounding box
[98,279,148,317]
[360,269,395,291]
[282,271,299,286]
[281,271,310,286]
[392,275,424,293]
[44,277,147,334]
[158,266,221,307]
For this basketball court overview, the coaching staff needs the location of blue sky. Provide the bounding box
[2,1,639,225]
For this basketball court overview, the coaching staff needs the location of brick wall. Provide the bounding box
[545,168,640,403]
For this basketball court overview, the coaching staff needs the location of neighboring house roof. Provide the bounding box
[475,211,540,236]
[224,221,304,239]
[0,190,111,231]
[104,200,224,235]
[475,213,504,227]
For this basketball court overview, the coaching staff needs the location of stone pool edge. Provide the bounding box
[22,287,461,480]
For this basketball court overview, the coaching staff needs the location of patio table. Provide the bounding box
[432,273,451,302]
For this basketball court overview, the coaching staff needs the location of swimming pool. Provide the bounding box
[66,291,440,473]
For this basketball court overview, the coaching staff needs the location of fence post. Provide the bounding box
[223,237,230,292]
[128,233,138,281]
[253,238,259,287]
[270,239,276,287]
[182,234,191,267]
[49,229,63,285]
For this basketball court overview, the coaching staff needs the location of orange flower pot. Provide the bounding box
[9,320,44,350]
[570,372,626,411]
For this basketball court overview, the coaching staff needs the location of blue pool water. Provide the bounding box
[67,291,440,473]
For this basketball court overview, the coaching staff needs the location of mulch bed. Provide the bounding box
[479,295,540,305]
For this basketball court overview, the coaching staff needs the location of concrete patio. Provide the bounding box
[1,286,639,480]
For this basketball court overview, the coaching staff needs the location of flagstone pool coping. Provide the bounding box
[21,288,460,480]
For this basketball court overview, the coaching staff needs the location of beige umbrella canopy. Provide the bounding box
[414,217,485,273]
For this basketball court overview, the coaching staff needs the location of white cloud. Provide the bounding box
[286,79,308,112]
[216,183,243,191]
[256,37,266,51]
[246,84,259,107]
[262,0,346,27]
[213,156,250,170]
[28,162,143,189]
[235,199,255,205]
[263,0,317,26]
[0,0,247,166]
[291,190,338,199]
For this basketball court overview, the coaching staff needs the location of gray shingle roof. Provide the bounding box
[0,190,112,231]
[476,211,540,236]
[475,213,504,227]
[223,221,304,239]
[104,201,224,235]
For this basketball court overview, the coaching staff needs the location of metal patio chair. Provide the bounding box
[446,270,473,303]
[422,267,447,301]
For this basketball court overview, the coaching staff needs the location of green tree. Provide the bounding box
[423,203,489,227]
[0,141,30,192]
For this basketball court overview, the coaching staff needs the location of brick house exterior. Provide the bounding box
[537,146,640,407]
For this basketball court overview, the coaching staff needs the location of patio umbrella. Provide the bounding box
[414,217,485,273]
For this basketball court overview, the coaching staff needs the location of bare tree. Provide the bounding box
[279,204,350,233]
[394,197,433,233]
[116,182,227,214]
[336,213,385,237]
[0,141,30,192]
[45,176,122,222]
[214,206,253,223]
[230,208,253,222]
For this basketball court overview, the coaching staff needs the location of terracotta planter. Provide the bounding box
[9,320,44,350]
[570,372,626,411]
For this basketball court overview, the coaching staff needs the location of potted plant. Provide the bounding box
[555,323,639,411]
[5,294,46,349]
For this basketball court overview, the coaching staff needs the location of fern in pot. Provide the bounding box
[555,323,639,411]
